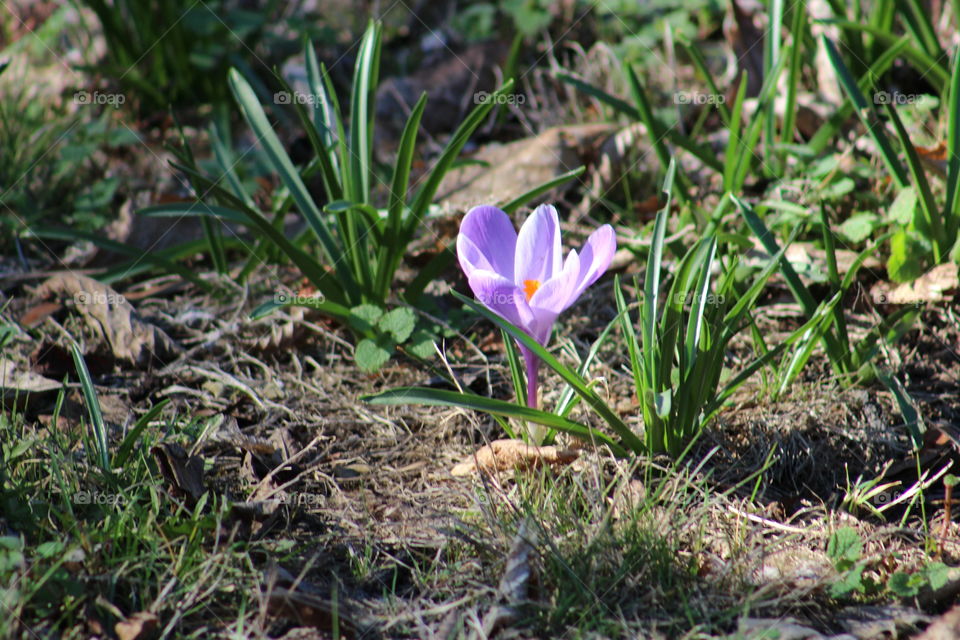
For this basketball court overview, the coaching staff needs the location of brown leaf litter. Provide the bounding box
[33,272,181,366]
[451,438,580,476]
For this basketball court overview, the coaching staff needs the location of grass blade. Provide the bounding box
[407,79,515,227]
[363,387,627,456]
[71,343,109,472]
[274,71,342,203]
[306,41,343,196]
[723,72,748,191]
[554,69,639,118]
[113,399,169,469]
[807,35,909,153]
[227,68,356,293]
[780,5,805,153]
[676,37,732,125]
[139,200,348,305]
[377,92,427,298]
[499,167,586,215]
[30,227,213,293]
[625,64,673,177]
[615,275,644,405]
[882,101,946,261]
[944,48,960,244]
[734,195,848,374]
[821,35,908,187]
[348,21,381,205]
[502,329,527,408]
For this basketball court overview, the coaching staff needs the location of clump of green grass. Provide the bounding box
[72,0,272,115]
[0,64,124,254]
[457,460,733,636]
[0,383,265,637]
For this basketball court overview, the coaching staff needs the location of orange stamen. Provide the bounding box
[523,279,541,301]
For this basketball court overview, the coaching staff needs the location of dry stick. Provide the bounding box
[300,318,355,351]
[185,363,294,417]
[877,463,953,515]
[727,505,809,534]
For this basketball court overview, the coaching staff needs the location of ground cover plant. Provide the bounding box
[3,0,960,638]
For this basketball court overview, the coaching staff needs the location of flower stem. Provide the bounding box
[520,345,540,409]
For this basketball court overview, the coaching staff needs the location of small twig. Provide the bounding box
[877,462,953,514]
[185,364,294,417]
[727,505,809,534]
[300,318,355,351]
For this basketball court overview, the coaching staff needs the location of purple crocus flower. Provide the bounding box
[457,204,617,409]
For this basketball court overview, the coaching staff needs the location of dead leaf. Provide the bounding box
[230,499,282,521]
[19,301,61,328]
[0,358,62,403]
[499,517,536,601]
[36,273,181,367]
[916,142,948,179]
[436,124,615,214]
[753,547,832,587]
[884,263,959,304]
[114,612,159,640]
[206,416,277,456]
[451,439,579,476]
[916,603,960,640]
[836,604,929,638]
[152,443,205,503]
[481,517,538,635]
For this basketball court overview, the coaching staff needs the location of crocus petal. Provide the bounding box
[525,309,560,346]
[569,224,617,301]
[528,249,580,315]
[524,250,580,344]
[457,205,518,281]
[514,204,562,286]
[466,269,535,332]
